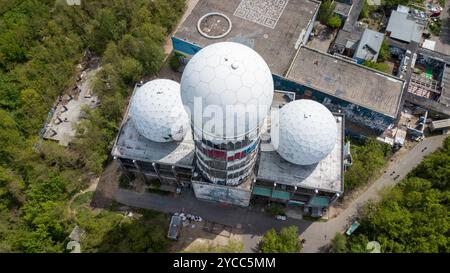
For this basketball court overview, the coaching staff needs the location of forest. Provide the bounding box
[0,0,185,252]
[332,136,450,253]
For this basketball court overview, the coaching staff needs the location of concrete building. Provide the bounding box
[112,83,344,215]
[281,47,405,134]
[430,119,450,133]
[406,48,450,117]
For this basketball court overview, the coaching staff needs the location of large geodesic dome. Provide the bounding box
[180,42,274,139]
[129,79,189,142]
[271,99,337,165]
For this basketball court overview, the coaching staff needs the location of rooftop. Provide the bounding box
[111,85,195,168]
[386,10,424,43]
[354,28,384,62]
[173,0,319,76]
[332,28,363,53]
[258,109,344,193]
[334,2,352,17]
[287,47,405,118]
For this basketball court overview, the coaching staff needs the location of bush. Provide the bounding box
[260,226,301,253]
[317,0,335,25]
[327,15,342,29]
[429,19,442,36]
[377,40,391,62]
[266,203,285,216]
[363,60,390,73]
[331,233,348,253]
[359,0,369,20]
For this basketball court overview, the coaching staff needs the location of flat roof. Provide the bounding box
[354,28,384,61]
[287,47,405,117]
[431,119,450,128]
[257,110,344,193]
[386,11,423,43]
[334,2,352,17]
[173,0,319,75]
[111,85,195,167]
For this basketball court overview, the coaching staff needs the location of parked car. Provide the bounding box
[346,220,360,236]
[276,215,287,221]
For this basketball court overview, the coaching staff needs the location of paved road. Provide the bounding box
[113,135,445,252]
[115,188,313,252]
[300,134,447,252]
[431,1,450,55]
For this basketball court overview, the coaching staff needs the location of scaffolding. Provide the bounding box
[408,73,441,100]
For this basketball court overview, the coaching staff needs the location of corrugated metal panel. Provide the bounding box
[252,186,272,197]
[271,190,290,200]
[309,196,330,207]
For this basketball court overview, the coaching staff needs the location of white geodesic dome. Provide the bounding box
[180,42,274,139]
[271,99,337,165]
[129,79,189,142]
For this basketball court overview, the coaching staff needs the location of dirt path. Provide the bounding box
[67,177,99,219]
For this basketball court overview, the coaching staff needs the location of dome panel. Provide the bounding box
[130,79,189,142]
[180,42,274,139]
[272,99,337,165]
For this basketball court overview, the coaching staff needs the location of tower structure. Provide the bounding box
[180,42,274,186]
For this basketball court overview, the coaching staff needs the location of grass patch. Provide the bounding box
[71,191,94,211]
[363,60,390,73]
[183,239,244,253]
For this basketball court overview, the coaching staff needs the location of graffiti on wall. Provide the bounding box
[273,75,394,132]
[192,181,251,207]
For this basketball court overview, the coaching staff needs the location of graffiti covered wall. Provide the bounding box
[273,75,395,133]
[192,181,252,207]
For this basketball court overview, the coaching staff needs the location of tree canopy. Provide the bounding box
[260,226,302,253]
[0,0,186,252]
[333,137,450,253]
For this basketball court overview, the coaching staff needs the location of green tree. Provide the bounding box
[331,233,347,253]
[317,0,335,26]
[327,15,342,29]
[260,226,301,253]
[359,0,369,20]
[346,137,450,253]
[377,40,391,62]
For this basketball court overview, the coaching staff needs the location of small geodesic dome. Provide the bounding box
[271,99,337,165]
[129,79,189,142]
